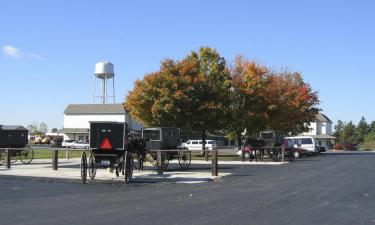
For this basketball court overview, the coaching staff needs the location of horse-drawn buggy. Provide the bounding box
[0,125,34,165]
[241,130,295,162]
[80,122,134,184]
[80,123,191,184]
[142,127,191,170]
[260,130,295,162]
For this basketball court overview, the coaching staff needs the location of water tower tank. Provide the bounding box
[95,61,114,79]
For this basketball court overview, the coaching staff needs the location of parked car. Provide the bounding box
[181,140,218,151]
[70,141,89,149]
[286,136,319,154]
[62,139,76,148]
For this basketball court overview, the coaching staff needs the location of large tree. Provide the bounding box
[125,47,231,151]
[227,55,269,147]
[262,71,320,135]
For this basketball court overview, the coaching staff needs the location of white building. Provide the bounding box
[59,104,142,142]
[301,113,336,149]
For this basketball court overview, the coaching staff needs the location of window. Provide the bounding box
[301,138,313,145]
[192,141,199,144]
[143,130,161,141]
[198,141,203,144]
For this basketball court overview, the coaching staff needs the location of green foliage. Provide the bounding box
[335,117,375,144]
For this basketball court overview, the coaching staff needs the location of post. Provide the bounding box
[5,149,11,169]
[281,146,285,162]
[241,148,245,162]
[156,150,163,175]
[52,150,58,170]
[211,150,218,176]
[66,149,70,159]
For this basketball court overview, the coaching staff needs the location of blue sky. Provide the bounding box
[1,0,374,130]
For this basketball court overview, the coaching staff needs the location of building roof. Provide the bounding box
[0,125,27,130]
[64,104,125,115]
[311,134,337,139]
[316,113,332,123]
[58,128,90,134]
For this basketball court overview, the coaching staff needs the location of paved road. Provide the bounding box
[1,151,375,225]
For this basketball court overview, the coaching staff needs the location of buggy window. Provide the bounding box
[142,130,160,141]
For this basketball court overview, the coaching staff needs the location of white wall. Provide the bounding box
[64,114,126,129]
[64,113,143,131]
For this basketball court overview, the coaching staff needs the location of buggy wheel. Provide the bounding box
[133,154,143,170]
[271,148,279,162]
[124,152,133,184]
[80,152,88,184]
[255,150,261,162]
[0,150,5,165]
[161,152,169,170]
[88,153,96,180]
[288,149,295,162]
[11,153,18,163]
[20,148,34,164]
[178,150,191,169]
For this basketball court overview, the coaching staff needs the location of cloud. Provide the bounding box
[2,44,22,58]
[2,44,41,60]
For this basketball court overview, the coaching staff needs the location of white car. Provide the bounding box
[70,141,89,149]
[181,140,218,151]
[286,136,319,154]
[62,139,76,148]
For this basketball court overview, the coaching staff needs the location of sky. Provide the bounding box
[1,0,375,131]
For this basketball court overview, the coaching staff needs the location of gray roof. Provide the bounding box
[64,104,125,115]
[0,125,27,130]
[310,134,336,139]
[58,128,90,134]
[316,113,332,123]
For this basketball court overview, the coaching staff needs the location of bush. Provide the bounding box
[334,143,358,151]
[334,143,343,150]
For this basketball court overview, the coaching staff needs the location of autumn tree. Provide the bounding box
[125,47,231,151]
[227,55,269,148]
[262,71,320,135]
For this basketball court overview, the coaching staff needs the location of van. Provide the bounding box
[286,136,319,154]
[181,140,218,151]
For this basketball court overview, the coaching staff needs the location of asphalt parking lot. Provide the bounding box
[1,151,375,225]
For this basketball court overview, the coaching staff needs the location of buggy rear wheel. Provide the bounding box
[20,148,34,164]
[287,149,295,162]
[124,152,133,184]
[80,152,88,184]
[0,150,5,165]
[88,153,96,180]
[161,152,169,170]
[178,150,191,169]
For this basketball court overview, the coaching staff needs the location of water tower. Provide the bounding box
[92,61,115,104]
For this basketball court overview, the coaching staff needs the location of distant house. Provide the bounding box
[301,113,336,149]
[59,104,142,142]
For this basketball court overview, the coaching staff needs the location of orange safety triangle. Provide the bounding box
[100,137,113,150]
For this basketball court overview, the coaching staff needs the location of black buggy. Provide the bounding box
[0,125,34,165]
[80,122,134,184]
[142,127,191,170]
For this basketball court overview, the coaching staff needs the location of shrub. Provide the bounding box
[334,143,343,150]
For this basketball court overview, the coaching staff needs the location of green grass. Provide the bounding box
[32,149,84,159]
[359,141,375,151]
